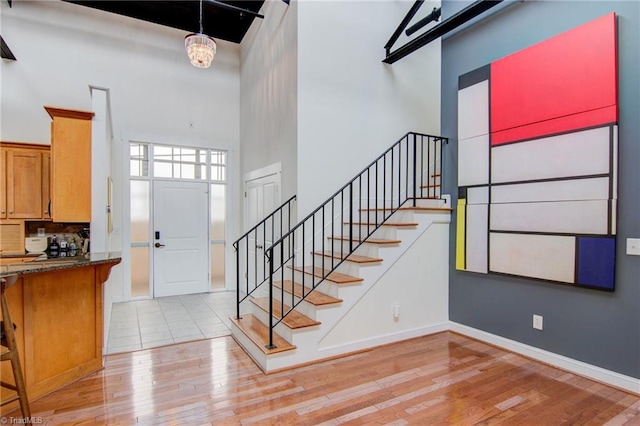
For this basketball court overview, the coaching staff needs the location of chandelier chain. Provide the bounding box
[199,0,203,34]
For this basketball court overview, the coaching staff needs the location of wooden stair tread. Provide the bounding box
[346,221,418,227]
[359,206,452,213]
[290,266,364,284]
[400,206,453,212]
[314,251,383,264]
[251,297,320,329]
[230,315,296,355]
[273,280,342,305]
[328,236,401,245]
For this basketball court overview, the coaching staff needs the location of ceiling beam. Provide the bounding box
[383,0,504,64]
[1,36,17,60]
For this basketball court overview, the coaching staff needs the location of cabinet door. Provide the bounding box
[0,149,6,219]
[0,220,25,254]
[6,149,42,219]
[50,115,92,222]
[42,152,51,220]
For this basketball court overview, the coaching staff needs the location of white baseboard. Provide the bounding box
[449,322,640,395]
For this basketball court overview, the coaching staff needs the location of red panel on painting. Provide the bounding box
[490,13,617,145]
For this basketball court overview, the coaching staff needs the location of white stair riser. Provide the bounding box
[312,253,381,277]
[272,290,319,319]
[359,209,415,223]
[412,198,447,208]
[326,240,380,258]
[341,224,398,240]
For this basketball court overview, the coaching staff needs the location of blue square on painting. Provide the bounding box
[577,237,615,290]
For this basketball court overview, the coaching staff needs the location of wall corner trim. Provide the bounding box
[449,321,640,395]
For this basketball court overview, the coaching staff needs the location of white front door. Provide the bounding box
[153,180,209,297]
[245,173,280,288]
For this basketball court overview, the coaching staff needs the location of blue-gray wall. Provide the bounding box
[442,1,640,378]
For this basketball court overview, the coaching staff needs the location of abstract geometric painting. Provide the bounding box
[456,13,618,290]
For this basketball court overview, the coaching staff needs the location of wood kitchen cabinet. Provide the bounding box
[45,106,94,223]
[0,219,26,254]
[0,143,51,253]
[42,151,51,220]
[0,143,50,220]
[0,148,5,219]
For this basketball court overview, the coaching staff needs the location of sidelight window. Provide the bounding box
[129,143,228,298]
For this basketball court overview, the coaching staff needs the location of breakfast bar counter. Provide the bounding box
[0,252,121,415]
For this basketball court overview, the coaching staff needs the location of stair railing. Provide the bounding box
[233,195,296,320]
[263,132,447,348]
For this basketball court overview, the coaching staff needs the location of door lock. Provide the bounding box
[154,242,166,248]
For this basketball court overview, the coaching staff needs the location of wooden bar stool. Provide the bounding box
[1,275,30,418]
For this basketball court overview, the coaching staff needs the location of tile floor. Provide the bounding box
[106,291,236,354]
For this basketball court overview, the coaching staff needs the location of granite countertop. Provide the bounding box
[0,252,122,278]
[0,252,42,259]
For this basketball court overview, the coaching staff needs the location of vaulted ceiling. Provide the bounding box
[61,0,266,44]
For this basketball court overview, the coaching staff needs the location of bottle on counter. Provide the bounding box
[49,235,59,251]
[49,235,60,258]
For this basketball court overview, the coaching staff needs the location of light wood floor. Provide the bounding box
[7,332,640,425]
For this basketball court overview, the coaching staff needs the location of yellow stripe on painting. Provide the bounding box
[456,199,466,270]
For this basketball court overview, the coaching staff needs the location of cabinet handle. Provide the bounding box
[9,210,13,214]
[46,200,51,216]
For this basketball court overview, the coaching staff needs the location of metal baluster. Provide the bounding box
[235,244,240,319]
[413,133,418,207]
[266,247,275,349]
[349,182,353,253]
[391,147,394,211]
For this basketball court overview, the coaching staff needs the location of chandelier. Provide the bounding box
[185,0,217,68]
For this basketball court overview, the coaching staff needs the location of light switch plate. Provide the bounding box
[627,238,640,256]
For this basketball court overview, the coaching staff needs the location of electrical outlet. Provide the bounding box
[393,303,400,320]
[533,314,543,330]
[627,238,640,256]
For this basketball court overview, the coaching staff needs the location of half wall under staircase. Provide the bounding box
[232,132,452,371]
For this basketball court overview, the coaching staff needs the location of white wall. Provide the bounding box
[1,1,239,147]
[240,0,298,223]
[296,0,442,218]
[1,0,241,300]
[318,222,449,349]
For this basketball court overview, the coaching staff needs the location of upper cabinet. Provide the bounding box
[0,143,50,220]
[45,106,94,223]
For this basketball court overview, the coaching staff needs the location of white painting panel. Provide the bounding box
[490,200,608,234]
[459,134,489,186]
[458,80,489,140]
[490,233,575,283]
[467,186,489,205]
[491,127,610,183]
[491,177,609,204]
[466,204,488,273]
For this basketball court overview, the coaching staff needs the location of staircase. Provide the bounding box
[231,132,452,371]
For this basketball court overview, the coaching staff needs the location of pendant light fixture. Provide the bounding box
[185,0,217,68]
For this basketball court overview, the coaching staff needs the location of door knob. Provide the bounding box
[154,243,166,248]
